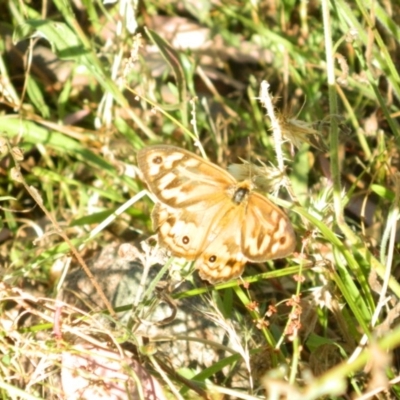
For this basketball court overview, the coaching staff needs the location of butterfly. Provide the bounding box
[137,145,296,283]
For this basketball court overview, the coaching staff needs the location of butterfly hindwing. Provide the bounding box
[153,196,239,260]
[152,203,209,259]
[195,209,247,283]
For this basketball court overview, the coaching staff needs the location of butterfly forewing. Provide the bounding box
[137,146,236,208]
[241,193,296,261]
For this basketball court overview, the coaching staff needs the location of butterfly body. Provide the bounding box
[137,145,295,283]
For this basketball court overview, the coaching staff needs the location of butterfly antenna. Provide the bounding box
[246,137,254,182]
